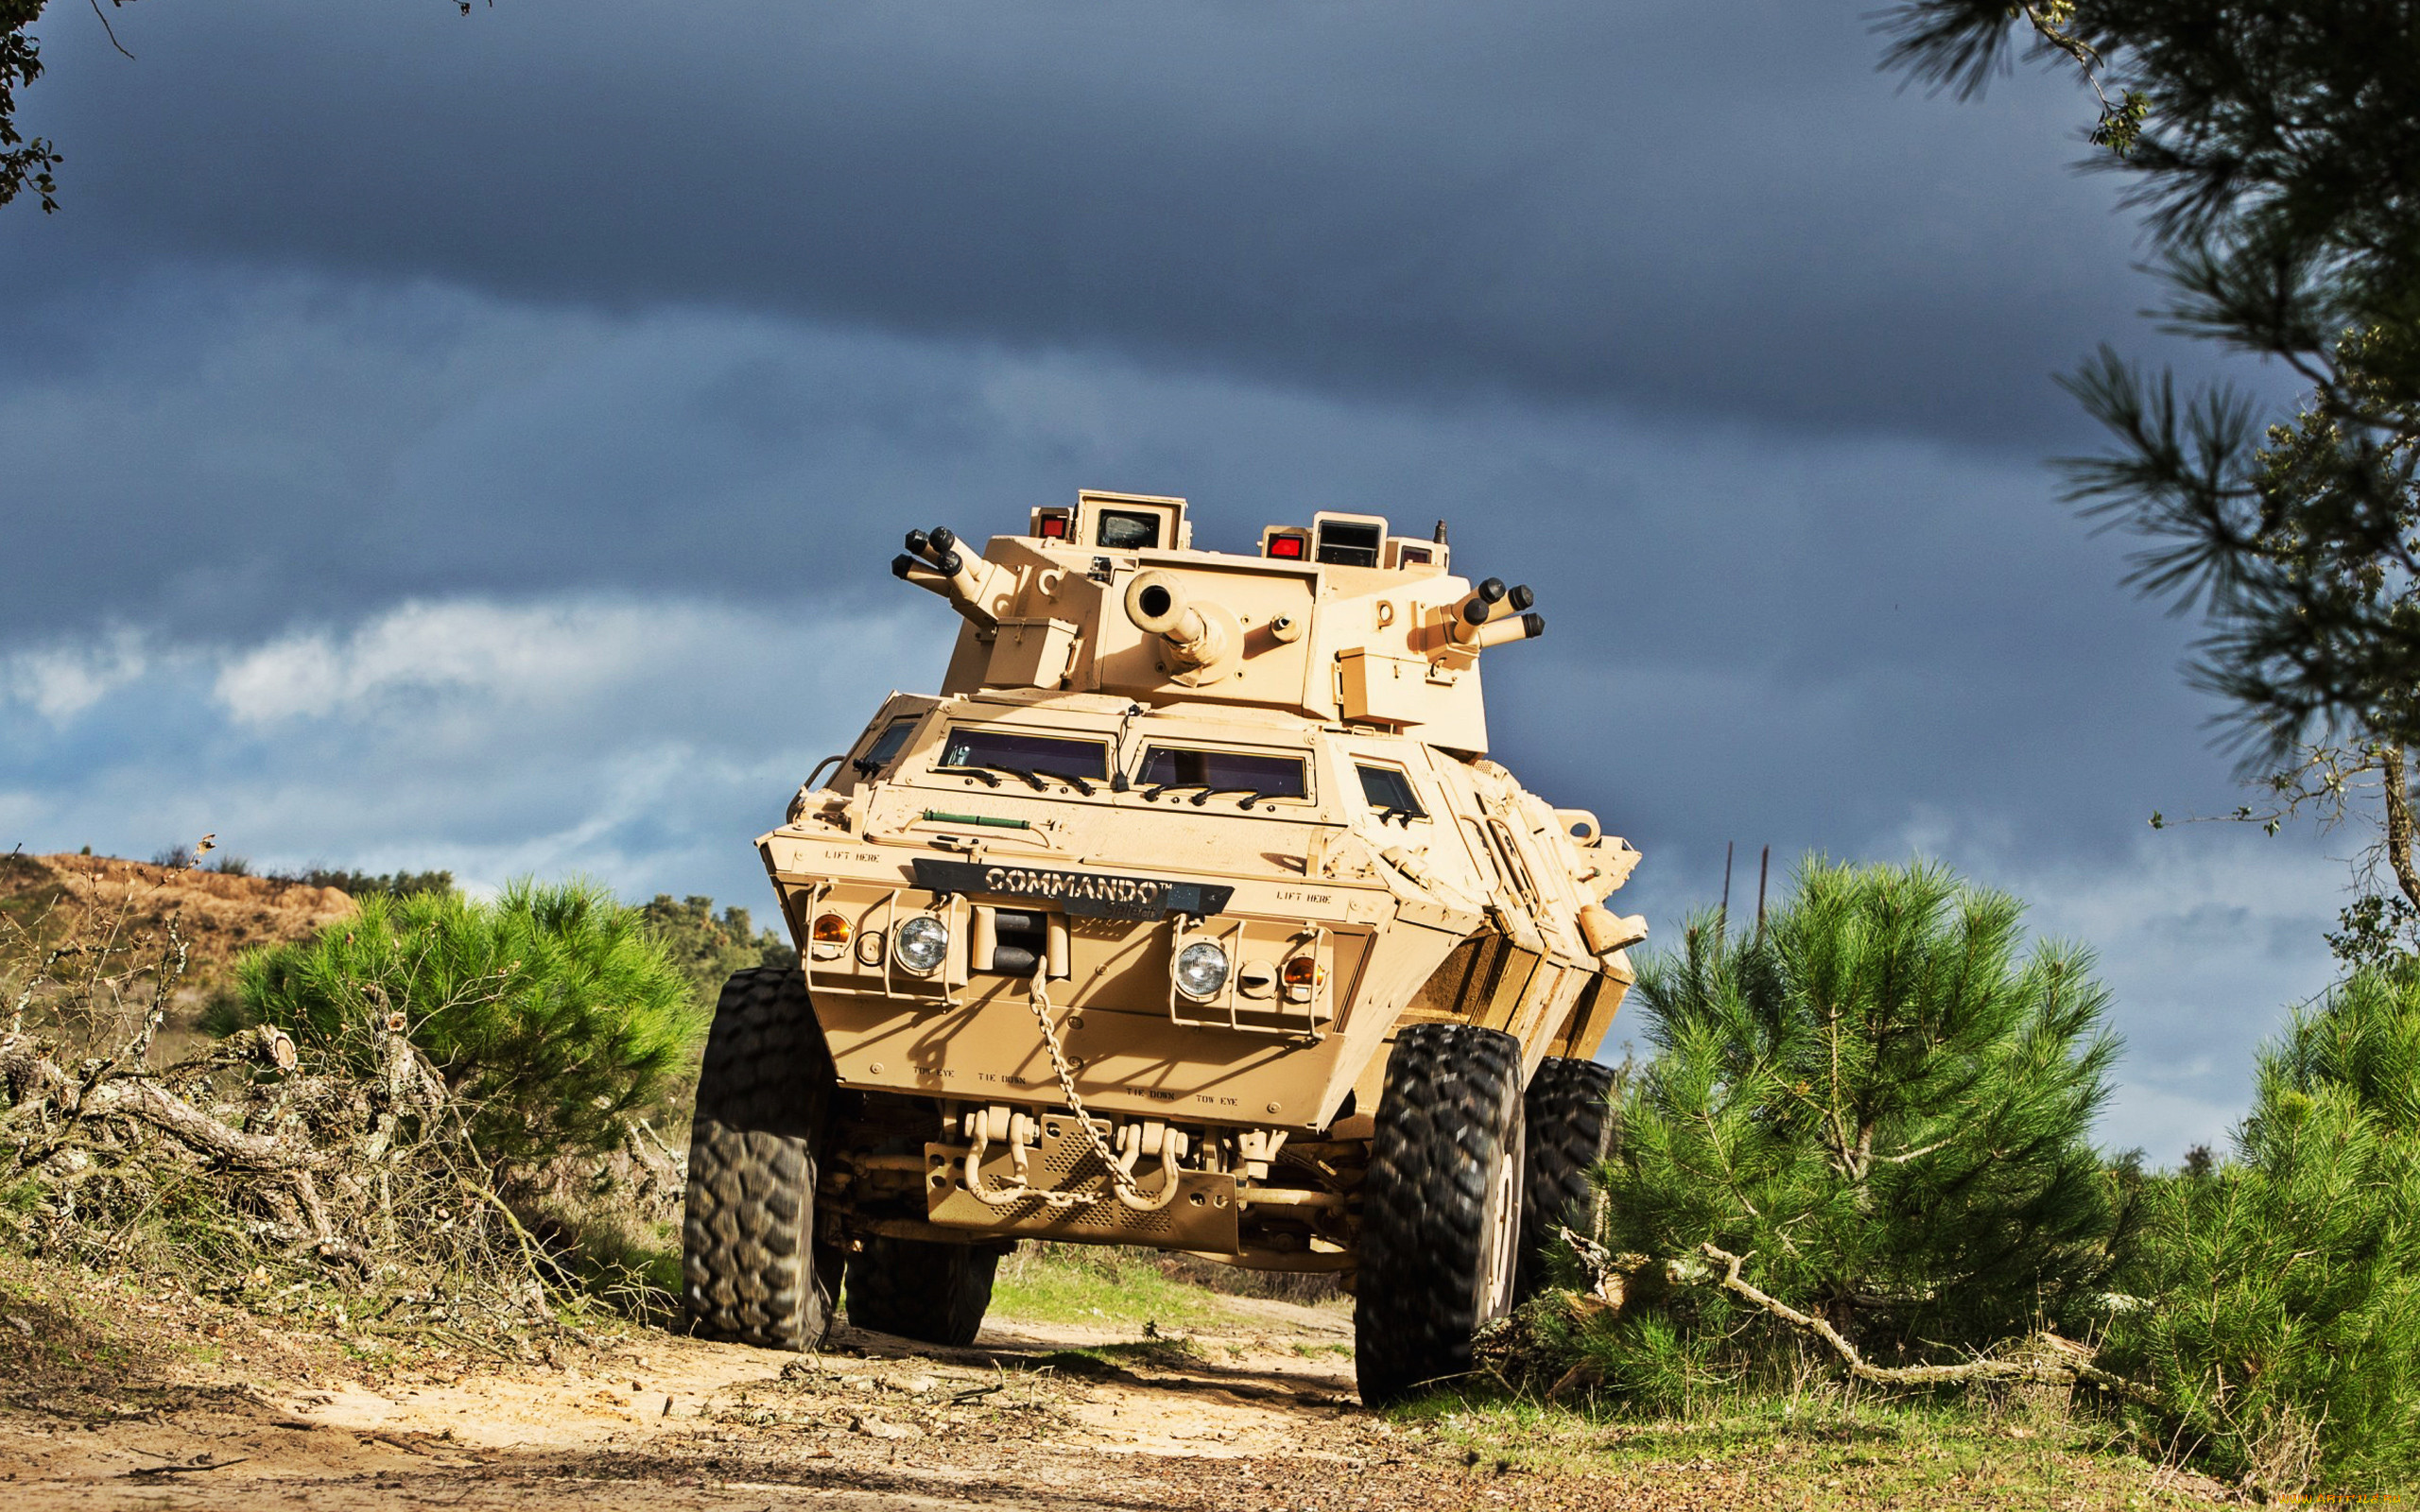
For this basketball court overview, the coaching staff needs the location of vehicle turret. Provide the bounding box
[890,490,1547,756]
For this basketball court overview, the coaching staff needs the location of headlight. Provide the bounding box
[1174,940,1230,1000]
[894,915,950,974]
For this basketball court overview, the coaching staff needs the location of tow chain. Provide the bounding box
[1026,975,1151,1208]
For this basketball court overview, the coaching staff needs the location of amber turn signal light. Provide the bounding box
[811,912,853,944]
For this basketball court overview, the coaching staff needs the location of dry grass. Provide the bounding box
[1,850,354,996]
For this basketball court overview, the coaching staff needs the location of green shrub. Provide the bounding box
[1580,858,2126,1395]
[2101,966,2420,1489]
[637,893,796,1008]
[210,880,704,1167]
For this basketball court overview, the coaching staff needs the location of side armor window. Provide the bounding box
[853,718,919,775]
[1357,764,1425,819]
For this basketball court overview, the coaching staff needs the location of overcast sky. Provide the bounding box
[0,0,2347,1160]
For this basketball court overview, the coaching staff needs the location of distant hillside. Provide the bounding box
[0,851,357,991]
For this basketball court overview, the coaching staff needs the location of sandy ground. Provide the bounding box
[0,1282,2235,1512]
[0,1296,1535,1512]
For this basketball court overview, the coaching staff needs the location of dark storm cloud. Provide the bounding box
[5,0,2204,448]
[0,273,2248,860]
[0,270,2187,730]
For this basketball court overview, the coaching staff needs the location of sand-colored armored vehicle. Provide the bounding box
[683,491,1645,1403]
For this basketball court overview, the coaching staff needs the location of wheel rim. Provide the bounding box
[1480,1118,1523,1320]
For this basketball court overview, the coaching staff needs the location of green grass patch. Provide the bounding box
[1396,1388,2216,1509]
[989,1244,1261,1331]
[1289,1339,1354,1358]
[526,1201,682,1324]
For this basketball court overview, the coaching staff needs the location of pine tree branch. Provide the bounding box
[1873,1136,1953,1166]
[1699,1243,2167,1407]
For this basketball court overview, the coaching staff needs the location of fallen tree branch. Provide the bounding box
[94,1078,324,1172]
[2,1036,321,1173]
[1697,1243,2165,1407]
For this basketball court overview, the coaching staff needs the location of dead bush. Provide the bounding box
[0,851,683,1349]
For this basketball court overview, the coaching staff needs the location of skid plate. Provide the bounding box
[925,1119,1240,1250]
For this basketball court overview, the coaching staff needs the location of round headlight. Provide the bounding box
[1174,940,1230,1001]
[894,915,950,974]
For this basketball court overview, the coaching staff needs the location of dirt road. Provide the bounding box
[0,1296,1536,1512]
[0,1284,2231,1511]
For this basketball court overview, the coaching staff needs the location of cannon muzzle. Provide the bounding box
[1123,570,1238,682]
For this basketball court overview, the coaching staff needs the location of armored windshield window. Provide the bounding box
[1138,747,1308,799]
[1357,764,1425,817]
[1094,509,1162,550]
[854,717,919,775]
[940,726,1108,781]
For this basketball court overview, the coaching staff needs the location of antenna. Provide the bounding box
[1719,841,1734,935]
[1755,845,1771,937]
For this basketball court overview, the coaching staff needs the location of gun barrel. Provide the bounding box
[1124,570,1233,675]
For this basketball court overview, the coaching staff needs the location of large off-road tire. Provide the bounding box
[682,966,843,1349]
[1516,1057,1620,1303]
[843,1236,1000,1348]
[1355,1022,1526,1406]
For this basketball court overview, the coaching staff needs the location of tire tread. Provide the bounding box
[1355,1022,1524,1406]
[845,1238,999,1347]
[681,966,838,1349]
[1517,1057,1620,1302]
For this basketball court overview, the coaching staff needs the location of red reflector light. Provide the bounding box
[1269,534,1305,559]
[1039,515,1068,539]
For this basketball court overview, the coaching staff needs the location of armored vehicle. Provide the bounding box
[683,491,1645,1403]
